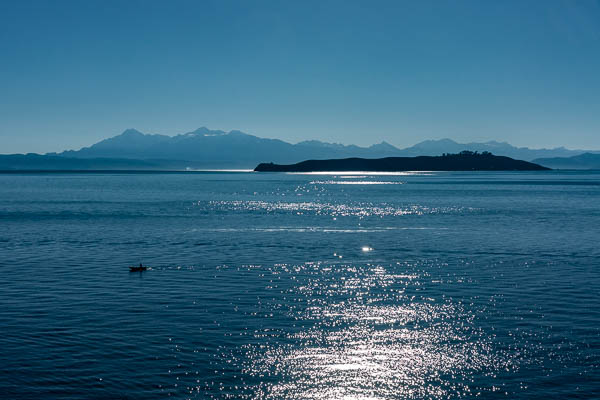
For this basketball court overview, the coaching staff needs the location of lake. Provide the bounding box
[1,171,599,399]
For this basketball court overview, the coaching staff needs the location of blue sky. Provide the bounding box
[1,0,600,153]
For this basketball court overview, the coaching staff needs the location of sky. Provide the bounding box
[1,0,600,154]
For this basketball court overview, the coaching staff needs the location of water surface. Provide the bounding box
[1,171,599,399]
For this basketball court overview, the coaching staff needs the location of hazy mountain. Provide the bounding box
[0,127,592,170]
[533,153,600,169]
[50,128,598,168]
[0,154,164,170]
[53,127,408,167]
[398,139,594,160]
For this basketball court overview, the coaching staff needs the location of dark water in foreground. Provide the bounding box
[1,171,599,399]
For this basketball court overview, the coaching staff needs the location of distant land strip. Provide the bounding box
[254,151,550,172]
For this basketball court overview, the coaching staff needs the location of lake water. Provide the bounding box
[1,171,599,399]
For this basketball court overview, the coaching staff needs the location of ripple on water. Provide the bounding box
[308,180,405,185]
[2,172,599,400]
[211,263,519,399]
[206,200,477,218]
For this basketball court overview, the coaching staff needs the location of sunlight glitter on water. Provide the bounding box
[287,171,435,176]
[309,181,404,185]
[235,262,515,399]
[208,200,476,218]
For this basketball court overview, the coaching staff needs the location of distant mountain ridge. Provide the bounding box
[0,153,168,170]
[51,127,405,168]
[396,138,595,160]
[0,127,595,170]
[46,127,598,168]
[533,153,600,169]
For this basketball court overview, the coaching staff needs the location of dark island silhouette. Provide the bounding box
[254,151,551,172]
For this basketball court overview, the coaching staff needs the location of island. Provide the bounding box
[254,151,551,172]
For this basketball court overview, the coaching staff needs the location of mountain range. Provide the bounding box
[1,127,599,170]
[532,153,600,170]
[51,127,403,167]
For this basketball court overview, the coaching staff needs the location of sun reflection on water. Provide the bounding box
[233,263,514,399]
[208,200,476,218]
[309,180,404,185]
[287,171,434,176]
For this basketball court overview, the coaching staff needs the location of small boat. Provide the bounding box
[129,265,147,272]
